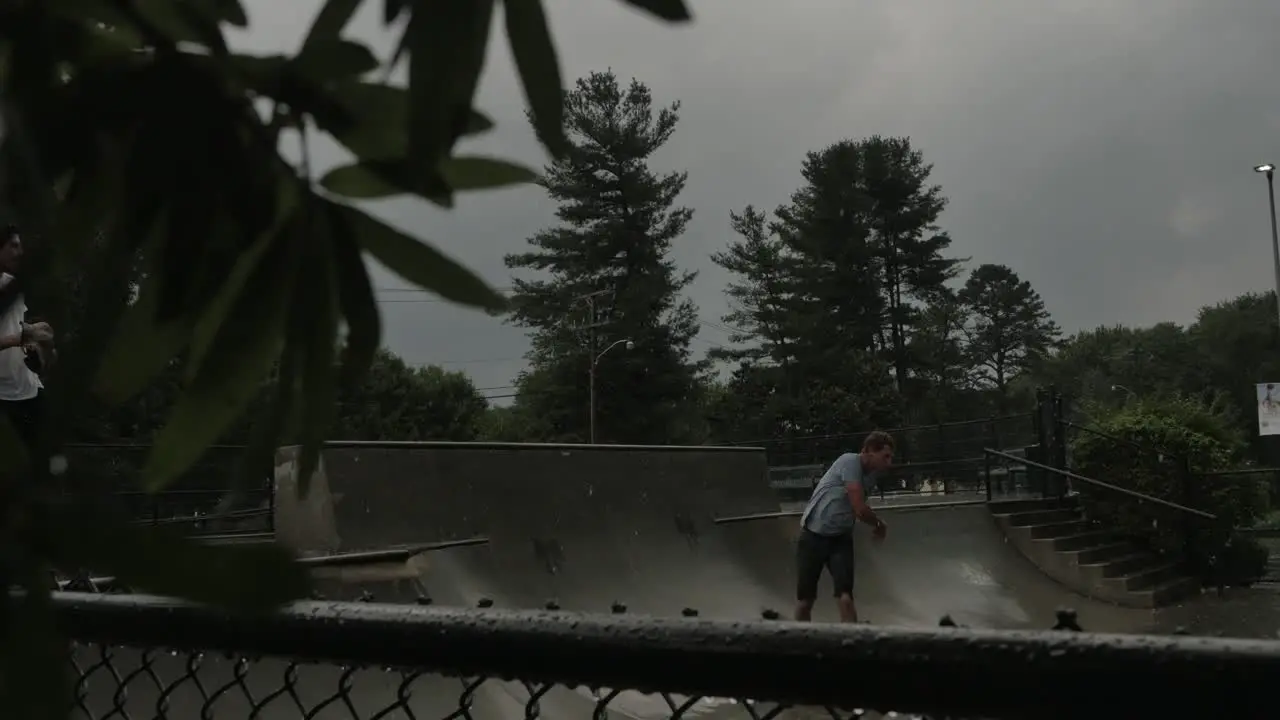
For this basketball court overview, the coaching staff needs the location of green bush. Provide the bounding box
[1212,535,1270,587]
[1070,396,1271,582]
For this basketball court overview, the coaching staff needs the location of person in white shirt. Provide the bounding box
[0,225,54,452]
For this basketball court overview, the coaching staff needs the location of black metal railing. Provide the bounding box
[61,443,273,535]
[1053,419,1274,581]
[737,413,1036,468]
[54,591,1280,719]
[982,447,1224,582]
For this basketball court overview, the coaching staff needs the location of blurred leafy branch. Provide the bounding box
[0,0,690,714]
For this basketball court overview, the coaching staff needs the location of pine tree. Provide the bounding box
[852,136,963,394]
[506,70,702,444]
[907,289,970,422]
[774,142,884,361]
[710,205,799,366]
[960,263,1061,410]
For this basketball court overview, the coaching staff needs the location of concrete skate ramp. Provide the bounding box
[715,501,1169,632]
[275,442,779,617]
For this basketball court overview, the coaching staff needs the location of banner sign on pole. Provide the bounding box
[1257,383,1280,436]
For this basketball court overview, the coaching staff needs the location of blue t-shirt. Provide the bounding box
[800,453,873,536]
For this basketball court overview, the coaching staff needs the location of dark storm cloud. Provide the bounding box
[234,0,1280,392]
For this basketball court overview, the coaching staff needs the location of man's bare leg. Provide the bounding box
[794,599,814,622]
[836,593,858,623]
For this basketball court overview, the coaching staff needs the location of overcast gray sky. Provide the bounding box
[235,0,1280,398]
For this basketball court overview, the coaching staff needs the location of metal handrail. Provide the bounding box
[982,448,1216,520]
[726,413,1033,447]
[1059,420,1187,465]
[715,498,989,525]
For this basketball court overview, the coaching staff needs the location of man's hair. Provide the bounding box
[862,431,895,453]
[2,224,18,245]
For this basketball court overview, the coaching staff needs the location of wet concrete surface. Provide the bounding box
[284,443,1280,636]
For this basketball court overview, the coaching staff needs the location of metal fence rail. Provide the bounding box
[55,592,1280,719]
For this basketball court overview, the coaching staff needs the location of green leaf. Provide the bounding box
[185,238,278,382]
[190,0,249,26]
[331,215,382,386]
[288,206,342,497]
[620,0,693,21]
[403,0,495,174]
[502,0,568,157]
[130,0,234,48]
[303,0,364,47]
[320,162,412,199]
[230,355,298,506]
[186,178,300,381]
[142,236,298,491]
[320,155,532,200]
[0,578,70,718]
[441,155,539,190]
[320,160,454,205]
[296,39,380,81]
[318,81,493,161]
[45,502,308,612]
[329,199,508,312]
[92,279,191,406]
[384,0,410,24]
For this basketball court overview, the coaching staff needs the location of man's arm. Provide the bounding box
[845,477,884,530]
[0,324,26,350]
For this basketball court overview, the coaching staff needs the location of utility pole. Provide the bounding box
[574,290,610,443]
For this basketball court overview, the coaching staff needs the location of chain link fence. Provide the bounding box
[56,590,1276,720]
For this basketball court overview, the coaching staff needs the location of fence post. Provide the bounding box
[984,450,993,502]
[1031,389,1045,497]
[1052,390,1068,472]
[1178,456,1198,576]
[984,417,999,497]
[936,423,948,494]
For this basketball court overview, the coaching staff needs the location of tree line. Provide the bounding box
[57,70,1277,462]
[497,70,1061,445]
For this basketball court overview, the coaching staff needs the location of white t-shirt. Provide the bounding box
[0,273,42,402]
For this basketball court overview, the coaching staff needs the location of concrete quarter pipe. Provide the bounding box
[717,501,1170,631]
[278,442,1173,632]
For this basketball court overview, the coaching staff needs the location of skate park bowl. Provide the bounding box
[270,441,1201,634]
[273,441,786,617]
[714,500,1182,632]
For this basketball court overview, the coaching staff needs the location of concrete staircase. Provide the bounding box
[990,496,1199,608]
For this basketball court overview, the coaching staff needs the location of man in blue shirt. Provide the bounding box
[795,431,894,622]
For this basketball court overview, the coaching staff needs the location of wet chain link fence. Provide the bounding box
[58,590,1277,720]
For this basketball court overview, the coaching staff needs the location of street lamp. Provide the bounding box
[1254,163,1280,328]
[1110,384,1136,401]
[589,338,633,444]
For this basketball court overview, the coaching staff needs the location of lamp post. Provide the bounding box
[1253,163,1280,328]
[1110,384,1136,400]
[589,338,632,444]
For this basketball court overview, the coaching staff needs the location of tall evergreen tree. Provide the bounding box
[774,143,883,361]
[853,136,962,394]
[710,205,799,366]
[505,71,703,444]
[960,263,1061,410]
